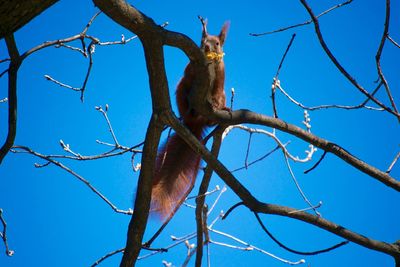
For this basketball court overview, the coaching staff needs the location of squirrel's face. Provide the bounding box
[200,21,230,60]
[201,35,223,54]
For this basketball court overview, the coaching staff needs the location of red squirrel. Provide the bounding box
[151,19,229,218]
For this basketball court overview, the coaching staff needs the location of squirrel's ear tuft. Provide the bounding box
[219,21,230,45]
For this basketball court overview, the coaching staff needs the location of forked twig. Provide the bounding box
[11,146,133,215]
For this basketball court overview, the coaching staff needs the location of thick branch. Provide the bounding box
[92,0,157,38]
[195,128,224,266]
[252,203,400,259]
[120,114,163,267]
[0,35,20,165]
[0,0,58,39]
[194,107,400,192]
[164,110,400,261]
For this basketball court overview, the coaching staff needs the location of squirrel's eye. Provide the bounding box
[216,42,220,46]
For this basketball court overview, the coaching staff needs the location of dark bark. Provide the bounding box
[0,35,20,165]
[0,0,58,39]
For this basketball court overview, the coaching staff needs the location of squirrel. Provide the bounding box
[151,18,230,218]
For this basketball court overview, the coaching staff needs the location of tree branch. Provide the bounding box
[163,110,400,261]
[0,34,21,165]
[209,109,400,192]
[195,127,224,266]
[252,203,400,259]
[299,0,400,120]
[0,209,14,256]
[120,114,163,266]
[250,0,353,36]
[375,0,398,115]
[0,0,58,39]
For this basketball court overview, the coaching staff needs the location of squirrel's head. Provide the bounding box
[199,17,230,62]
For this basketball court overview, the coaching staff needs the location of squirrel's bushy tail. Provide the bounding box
[151,124,204,218]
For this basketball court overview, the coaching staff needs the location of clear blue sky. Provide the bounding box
[1,0,399,266]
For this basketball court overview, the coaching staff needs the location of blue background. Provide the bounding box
[1,0,399,266]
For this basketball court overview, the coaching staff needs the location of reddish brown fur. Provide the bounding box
[151,20,229,218]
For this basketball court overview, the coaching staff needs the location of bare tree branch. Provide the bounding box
[11,146,133,215]
[0,0,58,39]
[250,0,353,36]
[164,110,400,262]
[387,35,400,48]
[299,0,400,120]
[387,151,400,174]
[91,248,125,267]
[254,212,349,255]
[275,79,384,111]
[203,109,400,192]
[375,0,398,115]
[271,34,296,118]
[195,127,224,266]
[0,34,21,165]
[0,209,14,256]
[252,203,400,259]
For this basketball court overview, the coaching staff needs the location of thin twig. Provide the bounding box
[375,0,399,118]
[387,35,400,48]
[0,209,14,256]
[90,248,125,267]
[282,151,320,216]
[20,12,102,60]
[0,69,8,78]
[0,58,10,64]
[80,41,96,102]
[244,132,253,169]
[386,151,400,173]
[55,43,86,56]
[304,151,327,174]
[250,0,353,36]
[271,32,295,117]
[231,144,283,173]
[230,88,235,110]
[186,185,221,200]
[254,212,349,255]
[222,202,245,220]
[276,80,384,111]
[229,125,315,163]
[288,201,323,215]
[209,228,305,265]
[139,233,197,260]
[207,186,227,216]
[275,34,296,79]
[44,75,81,91]
[300,0,399,119]
[95,105,120,145]
[11,146,133,215]
[83,11,102,34]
